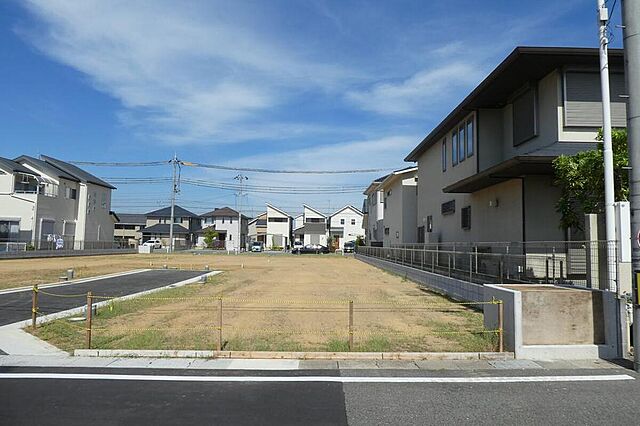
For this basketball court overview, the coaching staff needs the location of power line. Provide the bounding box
[181,160,395,174]
[70,160,168,167]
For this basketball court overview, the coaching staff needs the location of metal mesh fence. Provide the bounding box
[357,240,619,289]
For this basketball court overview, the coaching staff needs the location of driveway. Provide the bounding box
[0,269,206,326]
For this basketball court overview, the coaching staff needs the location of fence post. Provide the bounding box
[348,300,354,351]
[474,246,478,275]
[498,300,504,353]
[217,297,223,352]
[448,254,451,277]
[431,251,435,273]
[85,291,93,349]
[469,252,473,283]
[31,284,39,329]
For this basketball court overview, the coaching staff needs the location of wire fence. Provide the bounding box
[357,240,618,289]
[0,240,135,258]
[28,286,504,353]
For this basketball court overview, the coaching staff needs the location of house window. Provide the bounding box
[340,218,345,225]
[461,206,471,230]
[229,217,233,224]
[65,187,77,200]
[351,219,356,225]
[384,227,390,236]
[466,119,474,157]
[452,131,458,166]
[513,87,538,146]
[268,217,288,222]
[417,226,425,243]
[222,217,225,224]
[458,125,465,162]
[441,200,455,215]
[441,138,447,172]
[0,220,20,242]
[101,193,107,209]
[174,217,181,223]
[426,215,433,233]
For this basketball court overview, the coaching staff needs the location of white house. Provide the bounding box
[329,205,365,249]
[363,174,387,246]
[265,203,292,249]
[248,212,267,245]
[293,205,328,246]
[0,155,116,249]
[378,166,418,247]
[198,207,248,251]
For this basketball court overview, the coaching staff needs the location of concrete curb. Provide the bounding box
[73,349,515,361]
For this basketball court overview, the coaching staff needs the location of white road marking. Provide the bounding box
[0,373,634,383]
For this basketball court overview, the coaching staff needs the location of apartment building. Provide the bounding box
[0,155,116,249]
[329,205,365,249]
[198,207,248,250]
[404,47,627,244]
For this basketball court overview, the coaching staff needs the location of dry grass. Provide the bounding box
[24,253,496,352]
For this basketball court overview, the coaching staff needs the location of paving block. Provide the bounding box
[452,360,495,370]
[414,360,460,370]
[338,360,379,369]
[298,360,339,370]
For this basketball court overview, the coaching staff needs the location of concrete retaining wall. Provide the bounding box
[355,253,485,304]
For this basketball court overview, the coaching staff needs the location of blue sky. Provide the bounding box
[0,0,623,217]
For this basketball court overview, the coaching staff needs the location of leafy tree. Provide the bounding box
[355,236,365,246]
[203,229,218,248]
[553,128,628,230]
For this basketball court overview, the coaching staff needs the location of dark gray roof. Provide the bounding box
[145,205,198,218]
[0,157,39,176]
[201,206,248,219]
[405,46,625,162]
[14,155,79,182]
[139,223,190,234]
[293,222,327,235]
[116,213,147,225]
[40,155,116,189]
[195,225,227,235]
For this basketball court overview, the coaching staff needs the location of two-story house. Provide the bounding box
[197,207,249,250]
[377,167,418,246]
[0,155,116,249]
[329,205,365,249]
[405,46,626,244]
[265,203,292,250]
[363,174,388,247]
[139,205,200,248]
[248,212,267,245]
[293,205,328,246]
[113,213,146,247]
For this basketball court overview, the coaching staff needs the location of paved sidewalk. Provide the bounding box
[0,355,629,371]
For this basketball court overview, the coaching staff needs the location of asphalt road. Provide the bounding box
[0,270,205,326]
[0,367,638,425]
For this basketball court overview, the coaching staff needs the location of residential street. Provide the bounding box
[0,365,638,425]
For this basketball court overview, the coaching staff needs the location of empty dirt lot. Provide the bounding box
[21,253,495,352]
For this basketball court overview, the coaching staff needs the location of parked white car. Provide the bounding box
[142,239,162,249]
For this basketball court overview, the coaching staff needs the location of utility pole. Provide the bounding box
[597,0,619,293]
[169,154,180,253]
[622,0,640,371]
[234,174,248,253]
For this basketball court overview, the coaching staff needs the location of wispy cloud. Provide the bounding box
[18,0,360,145]
[346,62,481,116]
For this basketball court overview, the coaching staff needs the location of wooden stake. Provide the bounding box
[498,300,504,353]
[217,297,223,352]
[31,285,38,330]
[86,291,93,349]
[348,300,354,351]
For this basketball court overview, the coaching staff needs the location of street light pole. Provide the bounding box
[621,0,640,371]
[597,0,619,293]
[169,154,179,253]
[234,174,248,254]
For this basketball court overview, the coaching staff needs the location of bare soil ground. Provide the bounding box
[23,253,496,352]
